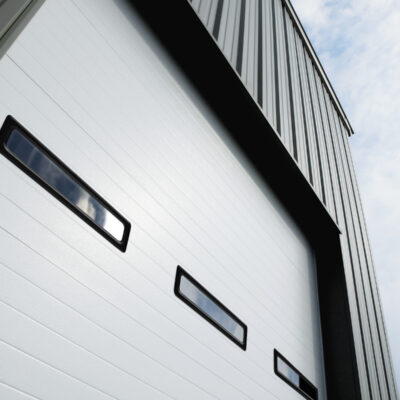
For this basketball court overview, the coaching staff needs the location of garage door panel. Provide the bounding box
[0,128,320,366]
[0,0,327,398]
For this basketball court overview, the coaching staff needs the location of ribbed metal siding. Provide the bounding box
[189,0,398,399]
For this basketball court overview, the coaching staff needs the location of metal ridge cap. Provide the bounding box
[283,0,354,136]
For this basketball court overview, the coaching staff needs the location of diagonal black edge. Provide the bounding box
[129,1,361,398]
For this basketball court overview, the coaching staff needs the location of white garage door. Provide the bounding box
[0,1,327,399]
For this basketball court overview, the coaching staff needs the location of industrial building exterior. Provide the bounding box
[0,0,397,399]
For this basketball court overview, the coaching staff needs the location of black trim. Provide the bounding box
[274,349,318,400]
[174,266,247,350]
[0,115,131,252]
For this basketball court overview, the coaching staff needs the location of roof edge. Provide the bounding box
[283,0,354,136]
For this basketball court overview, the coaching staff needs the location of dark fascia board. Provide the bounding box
[283,0,354,136]
[0,0,46,60]
[130,1,361,398]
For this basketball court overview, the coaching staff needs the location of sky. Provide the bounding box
[290,0,400,391]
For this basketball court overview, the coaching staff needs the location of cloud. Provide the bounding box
[291,0,400,391]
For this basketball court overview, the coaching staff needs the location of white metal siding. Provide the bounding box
[0,0,326,399]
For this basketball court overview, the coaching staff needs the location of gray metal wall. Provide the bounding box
[188,0,398,398]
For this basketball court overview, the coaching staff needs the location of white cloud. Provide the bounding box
[291,0,400,392]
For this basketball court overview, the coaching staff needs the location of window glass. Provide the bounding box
[175,267,247,349]
[0,116,130,251]
[274,350,318,400]
[180,275,245,343]
[277,356,300,386]
[6,129,125,241]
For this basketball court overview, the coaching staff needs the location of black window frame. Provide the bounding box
[0,115,131,252]
[274,349,318,400]
[174,265,247,350]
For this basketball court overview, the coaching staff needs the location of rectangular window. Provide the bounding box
[0,116,131,252]
[274,350,318,400]
[174,266,247,350]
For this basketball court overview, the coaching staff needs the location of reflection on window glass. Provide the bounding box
[0,117,130,252]
[175,267,247,349]
[274,350,318,400]
[277,356,300,386]
[6,130,125,241]
[180,275,245,342]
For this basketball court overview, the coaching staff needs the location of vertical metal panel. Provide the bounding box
[244,0,256,98]
[235,0,246,76]
[263,0,276,129]
[304,54,326,205]
[240,0,249,89]
[256,0,263,107]
[339,120,399,399]
[328,85,393,398]
[229,0,241,74]
[275,0,293,153]
[321,87,373,400]
[270,0,280,134]
[292,32,313,182]
[298,43,321,194]
[197,0,211,25]
[212,0,224,40]
[308,66,330,208]
[191,0,201,13]
[287,21,307,176]
[258,0,267,112]
[205,0,218,32]
[282,8,297,160]
[311,73,334,215]
[218,0,230,51]
[313,74,339,222]
[332,113,388,399]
